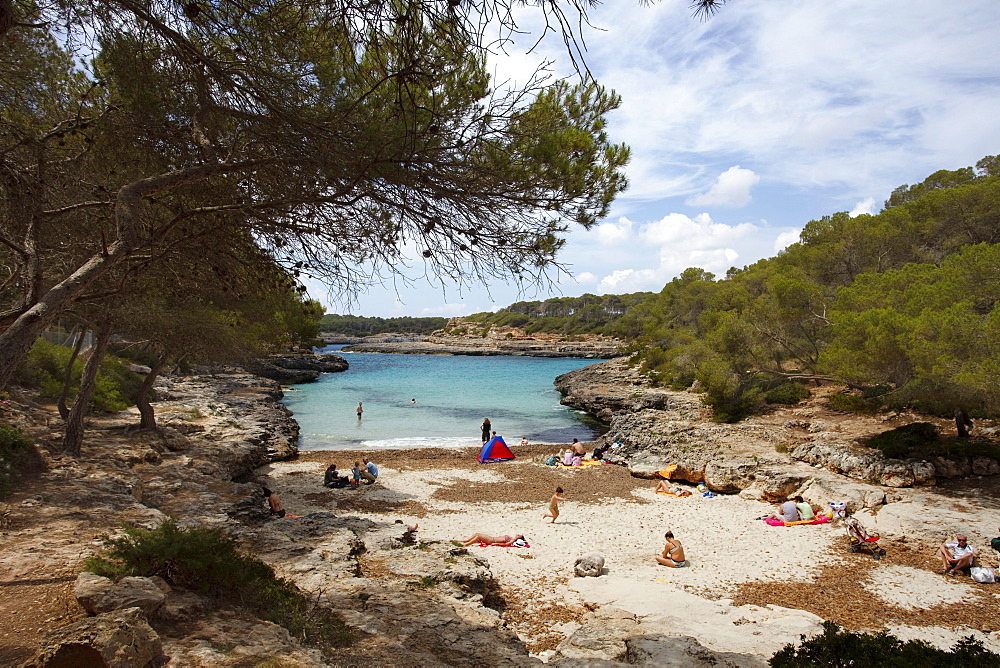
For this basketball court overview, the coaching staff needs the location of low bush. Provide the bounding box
[85,521,354,650]
[765,382,811,405]
[771,621,1000,666]
[828,392,881,415]
[866,422,939,458]
[0,423,43,499]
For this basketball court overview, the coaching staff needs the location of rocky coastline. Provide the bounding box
[555,356,1000,509]
[4,357,1000,665]
[339,328,625,359]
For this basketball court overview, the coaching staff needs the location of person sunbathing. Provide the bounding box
[655,480,691,496]
[460,533,526,547]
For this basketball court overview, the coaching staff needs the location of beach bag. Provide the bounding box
[970,567,996,584]
[544,455,559,466]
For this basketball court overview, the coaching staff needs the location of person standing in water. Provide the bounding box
[480,418,491,443]
[356,402,363,419]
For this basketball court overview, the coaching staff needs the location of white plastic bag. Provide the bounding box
[970,566,996,584]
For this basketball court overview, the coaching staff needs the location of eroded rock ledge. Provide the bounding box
[555,357,1000,511]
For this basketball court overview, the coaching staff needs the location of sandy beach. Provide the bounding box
[261,445,1000,660]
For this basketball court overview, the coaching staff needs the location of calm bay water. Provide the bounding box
[282,346,603,451]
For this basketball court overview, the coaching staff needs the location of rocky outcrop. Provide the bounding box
[245,352,348,383]
[74,573,166,617]
[25,607,165,668]
[558,357,999,498]
[342,320,624,358]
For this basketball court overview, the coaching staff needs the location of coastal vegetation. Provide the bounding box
[86,521,355,650]
[771,621,1000,666]
[319,314,448,337]
[459,158,1000,426]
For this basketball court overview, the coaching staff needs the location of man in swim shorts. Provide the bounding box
[656,531,687,568]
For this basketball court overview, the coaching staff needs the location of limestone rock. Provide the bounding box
[574,553,605,577]
[624,633,767,667]
[75,573,166,617]
[26,607,164,668]
[556,608,640,661]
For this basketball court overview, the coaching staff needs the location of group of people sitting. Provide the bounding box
[323,459,379,488]
[768,496,817,523]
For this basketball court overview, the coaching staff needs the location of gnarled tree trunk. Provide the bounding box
[136,354,169,430]
[62,315,115,457]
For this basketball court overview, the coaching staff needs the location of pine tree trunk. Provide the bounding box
[57,325,85,420]
[62,316,115,457]
[137,356,168,430]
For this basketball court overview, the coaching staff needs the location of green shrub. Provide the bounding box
[0,424,43,499]
[15,339,146,413]
[828,392,881,415]
[765,382,811,405]
[866,422,939,458]
[771,621,1000,666]
[85,521,354,649]
[867,423,1000,460]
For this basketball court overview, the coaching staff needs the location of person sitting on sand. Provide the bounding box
[542,487,567,523]
[571,438,587,457]
[460,533,526,547]
[520,436,529,447]
[769,498,800,523]
[793,496,815,521]
[361,459,378,484]
[262,488,285,518]
[324,464,348,488]
[938,535,975,575]
[654,480,692,496]
[656,531,687,568]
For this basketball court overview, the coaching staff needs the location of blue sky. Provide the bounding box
[312,0,1000,318]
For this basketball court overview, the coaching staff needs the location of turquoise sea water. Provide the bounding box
[282,346,603,450]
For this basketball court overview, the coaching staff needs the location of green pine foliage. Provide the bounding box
[85,521,354,650]
[0,423,43,499]
[319,314,449,336]
[765,382,811,405]
[770,621,1000,666]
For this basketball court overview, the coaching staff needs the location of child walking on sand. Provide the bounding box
[543,487,567,523]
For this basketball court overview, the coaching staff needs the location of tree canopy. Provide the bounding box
[0,0,632,390]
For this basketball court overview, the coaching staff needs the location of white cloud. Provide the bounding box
[574,271,598,284]
[849,197,876,217]
[594,217,634,246]
[685,166,761,208]
[774,229,802,254]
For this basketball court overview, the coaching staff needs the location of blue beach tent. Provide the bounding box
[477,436,515,463]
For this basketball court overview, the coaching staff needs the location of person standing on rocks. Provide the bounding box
[356,402,363,419]
[481,418,491,443]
